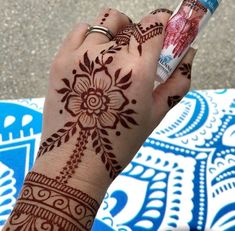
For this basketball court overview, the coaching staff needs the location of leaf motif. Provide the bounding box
[84,52,90,70]
[102,137,111,144]
[100,129,108,136]
[42,142,47,147]
[95,146,101,154]
[104,145,113,150]
[115,68,121,82]
[114,47,122,51]
[116,165,122,170]
[61,92,69,103]
[49,144,55,151]
[58,129,66,133]
[111,159,118,164]
[52,133,60,138]
[46,138,53,143]
[123,115,138,125]
[107,152,116,158]
[118,70,132,84]
[57,140,62,147]
[64,122,75,127]
[57,88,70,94]
[93,140,99,148]
[101,154,106,163]
[43,148,48,155]
[108,45,114,50]
[122,109,136,114]
[120,117,130,129]
[95,57,101,65]
[105,56,113,65]
[91,61,94,73]
[92,130,97,140]
[62,78,70,88]
[106,162,110,171]
[72,126,77,135]
[79,62,88,73]
[64,134,70,143]
[107,51,116,54]
[119,82,132,90]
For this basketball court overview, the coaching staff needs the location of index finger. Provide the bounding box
[129,9,172,62]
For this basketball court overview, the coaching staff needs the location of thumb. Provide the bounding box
[151,47,197,123]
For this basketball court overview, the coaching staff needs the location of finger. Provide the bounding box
[84,8,132,45]
[129,9,172,62]
[60,22,89,53]
[151,48,197,123]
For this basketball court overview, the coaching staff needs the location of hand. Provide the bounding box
[3,8,197,231]
[34,8,197,190]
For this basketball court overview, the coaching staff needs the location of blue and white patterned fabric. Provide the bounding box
[1,90,235,230]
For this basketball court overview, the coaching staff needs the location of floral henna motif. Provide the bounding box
[5,172,99,231]
[179,63,192,79]
[38,45,138,180]
[168,96,182,108]
[114,22,164,55]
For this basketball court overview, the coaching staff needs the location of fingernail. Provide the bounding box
[189,47,198,59]
[121,12,133,23]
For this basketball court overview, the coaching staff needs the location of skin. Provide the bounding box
[3,7,197,231]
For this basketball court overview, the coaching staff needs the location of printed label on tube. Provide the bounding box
[157,0,221,82]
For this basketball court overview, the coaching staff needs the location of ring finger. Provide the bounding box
[84,8,132,45]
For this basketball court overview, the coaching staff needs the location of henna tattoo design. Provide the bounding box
[37,45,138,180]
[5,172,99,231]
[56,130,90,184]
[114,22,164,55]
[150,8,173,15]
[100,13,110,25]
[163,0,207,58]
[168,95,182,108]
[179,63,192,79]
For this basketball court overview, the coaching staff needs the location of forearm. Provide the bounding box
[3,171,100,231]
[2,148,111,231]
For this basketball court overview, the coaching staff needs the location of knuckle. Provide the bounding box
[140,15,159,25]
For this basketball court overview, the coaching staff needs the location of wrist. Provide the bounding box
[32,148,114,201]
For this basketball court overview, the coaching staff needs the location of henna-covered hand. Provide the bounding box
[3,7,197,231]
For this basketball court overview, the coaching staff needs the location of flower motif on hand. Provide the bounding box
[38,45,138,181]
[64,62,129,130]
